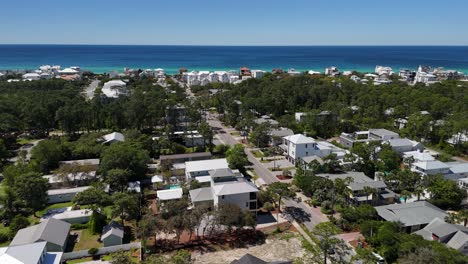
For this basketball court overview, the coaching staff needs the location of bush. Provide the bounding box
[71,223,89,230]
[9,215,30,237]
[311,199,321,207]
[320,201,333,215]
[262,202,274,211]
[88,247,99,255]
[0,230,9,243]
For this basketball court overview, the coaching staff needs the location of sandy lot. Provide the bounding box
[192,235,306,264]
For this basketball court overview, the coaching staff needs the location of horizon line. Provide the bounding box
[1,44,468,47]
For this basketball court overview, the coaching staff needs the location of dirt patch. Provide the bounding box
[192,236,306,264]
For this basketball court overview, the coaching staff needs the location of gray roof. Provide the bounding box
[101,221,124,240]
[369,129,399,138]
[348,180,387,191]
[387,138,417,147]
[209,168,235,178]
[10,218,70,248]
[446,231,468,250]
[47,186,91,196]
[413,218,468,239]
[212,181,258,196]
[189,187,214,203]
[375,201,448,227]
[270,127,294,138]
[0,241,48,264]
[230,253,292,264]
[413,160,450,170]
[160,152,212,161]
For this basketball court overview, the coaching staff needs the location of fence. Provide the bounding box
[61,242,141,261]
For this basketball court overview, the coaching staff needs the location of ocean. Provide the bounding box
[0,45,468,74]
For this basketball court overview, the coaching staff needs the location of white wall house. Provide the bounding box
[340,129,400,148]
[385,138,424,155]
[251,70,266,79]
[185,158,230,182]
[411,160,451,176]
[283,134,317,164]
[102,80,127,98]
[47,186,91,204]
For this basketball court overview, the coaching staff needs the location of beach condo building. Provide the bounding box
[215,71,230,83]
[324,66,340,76]
[240,67,251,76]
[339,129,400,148]
[208,72,219,83]
[251,70,266,79]
[375,66,394,76]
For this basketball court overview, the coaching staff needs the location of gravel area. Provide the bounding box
[192,236,305,264]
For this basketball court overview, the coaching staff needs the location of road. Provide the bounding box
[84,79,100,100]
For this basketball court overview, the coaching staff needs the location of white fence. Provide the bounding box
[61,242,141,261]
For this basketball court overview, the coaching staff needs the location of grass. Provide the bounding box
[36,202,74,217]
[16,138,35,145]
[73,229,102,251]
[251,150,264,158]
[66,257,93,264]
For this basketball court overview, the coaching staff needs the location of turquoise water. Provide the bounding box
[169,184,180,189]
[1,45,468,74]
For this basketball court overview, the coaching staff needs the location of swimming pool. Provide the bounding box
[169,184,180,189]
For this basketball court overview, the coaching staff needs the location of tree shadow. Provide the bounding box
[283,206,312,223]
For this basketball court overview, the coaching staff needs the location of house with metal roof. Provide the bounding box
[10,218,70,252]
[375,201,448,232]
[0,241,62,264]
[318,172,396,205]
[385,138,423,155]
[282,134,317,164]
[101,221,124,247]
[101,132,125,144]
[411,160,451,176]
[413,218,468,255]
[340,128,399,148]
[47,186,91,204]
[185,158,230,182]
[403,150,435,163]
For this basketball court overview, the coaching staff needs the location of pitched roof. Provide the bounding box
[0,241,49,264]
[189,187,214,203]
[387,138,419,147]
[446,231,468,250]
[348,180,387,191]
[369,129,399,138]
[10,218,70,248]
[101,221,124,240]
[375,201,447,227]
[102,132,125,143]
[212,181,258,196]
[283,134,315,144]
[157,188,183,201]
[403,151,435,162]
[413,160,450,170]
[185,159,229,173]
[270,127,294,138]
[209,168,235,178]
[449,163,468,174]
[413,218,468,239]
[47,186,91,196]
[160,152,211,161]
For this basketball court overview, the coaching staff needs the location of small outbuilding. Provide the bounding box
[101,221,124,247]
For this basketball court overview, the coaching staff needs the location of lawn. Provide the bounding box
[73,229,102,251]
[66,257,93,264]
[251,150,264,158]
[16,138,35,145]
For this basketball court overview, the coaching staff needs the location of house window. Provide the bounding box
[305,144,308,148]
[249,192,257,200]
[306,152,308,156]
[246,202,249,207]
[221,195,225,199]
[249,201,257,210]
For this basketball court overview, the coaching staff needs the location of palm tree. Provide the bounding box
[457,209,468,227]
[363,186,376,205]
[445,212,458,224]
[413,186,425,201]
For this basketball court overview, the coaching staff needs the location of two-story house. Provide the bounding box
[282,134,317,164]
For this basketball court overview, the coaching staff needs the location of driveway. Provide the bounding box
[83,79,100,100]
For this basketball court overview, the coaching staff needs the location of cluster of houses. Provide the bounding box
[20,65,82,82]
[182,70,242,86]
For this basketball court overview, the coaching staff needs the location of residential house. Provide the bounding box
[189,168,258,213]
[295,112,307,122]
[282,134,316,164]
[375,201,448,233]
[10,218,70,252]
[101,221,124,247]
[325,66,340,76]
[185,158,230,182]
[251,70,266,79]
[240,67,251,76]
[375,66,394,76]
[411,160,451,176]
[270,127,294,146]
[0,241,62,264]
[23,72,41,81]
[318,172,396,205]
[445,162,468,180]
[254,115,279,126]
[102,80,127,98]
[403,150,435,163]
[48,208,92,224]
[414,218,468,255]
[339,129,400,148]
[101,132,125,144]
[43,171,97,189]
[160,152,212,168]
[156,188,183,202]
[384,138,424,155]
[47,186,90,204]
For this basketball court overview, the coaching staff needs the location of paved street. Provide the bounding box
[83,79,99,100]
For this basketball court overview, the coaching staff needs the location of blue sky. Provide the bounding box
[0,0,467,45]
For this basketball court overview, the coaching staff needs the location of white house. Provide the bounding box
[445,163,468,180]
[23,73,41,81]
[282,134,316,164]
[101,132,125,144]
[102,80,127,98]
[47,186,91,204]
[156,188,183,202]
[403,150,435,163]
[384,138,424,155]
[411,160,451,176]
[325,66,340,76]
[375,66,394,76]
[48,208,92,224]
[295,112,307,122]
[0,241,63,264]
[185,158,230,182]
[340,129,400,148]
[251,70,266,79]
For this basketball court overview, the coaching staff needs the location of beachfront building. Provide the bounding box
[324,66,340,76]
[251,70,266,79]
[102,80,127,98]
[22,72,41,81]
[339,129,400,148]
[414,65,438,85]
[375,66,394,76]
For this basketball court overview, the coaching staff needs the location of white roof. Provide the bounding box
[185,158,229,173]
[127,181,141,193]
[212,181,258,196]
[59,68,79,74]
[48,186,90,196]
[50,209,92,221]
[103,80,126,88]
[449,163,468,174]
[283,134,316,144]
[157,188,183,201]
[403,151,435,162]
[102,132,125,143]
[151,175,164,183]
[23,73,40,78]
[413,160,450,170]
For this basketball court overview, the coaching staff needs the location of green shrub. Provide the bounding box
[262,202,274,211]
[0,230,10,243]
[71,223,89,230]
[88,247,99,255]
